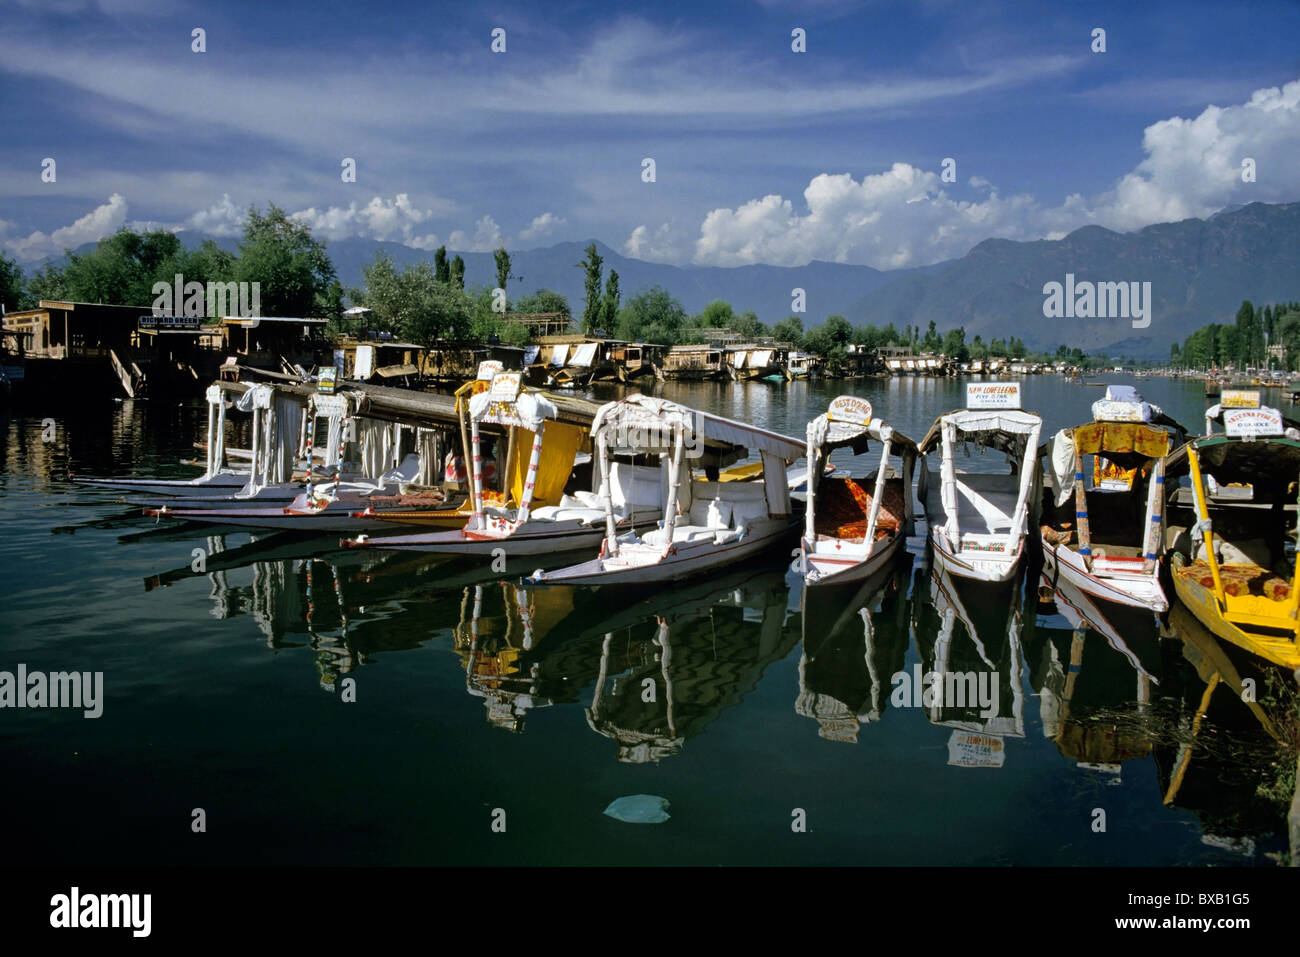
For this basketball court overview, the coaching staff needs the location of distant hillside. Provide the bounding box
[54,201,1300,357]
[853,202,1300,359]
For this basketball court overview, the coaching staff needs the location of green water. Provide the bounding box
[0,375,1292,865]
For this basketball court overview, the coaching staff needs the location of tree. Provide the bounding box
[60,228,183,306]
[0,252,26,312]
[942,327,969,362]
[235,205,337,317]
[614,286,687,345]
[772,315,803,348]
[512,289,571,319]
[493,247,512,307]
[576,243,603,335]
[434,246,450,285]
[25,262,68,303]
[450,255,465,291]
[694,299,734,330]
[356,252,473,350]
[600,269,620,332]
[969,334,987,360]
[1009,336,1027,358]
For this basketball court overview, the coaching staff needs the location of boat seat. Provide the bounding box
[529,505,607,524]
[642,524,721,547]
[1176,560,1292,600]
[814,476,905,540]
[937,471,1019,533]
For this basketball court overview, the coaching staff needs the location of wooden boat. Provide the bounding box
[917,383,1042,584]
[1039,385,1186,613]
[73,385,270,499]
[344,374,662,555]
[786,353,813,380]
[798,395,917,587]
[1163,391,1300,669]
[528,394,805,586]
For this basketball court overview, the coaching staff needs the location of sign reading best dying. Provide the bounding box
[966,382,1021,409]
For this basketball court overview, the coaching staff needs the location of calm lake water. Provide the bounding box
[0,374,1293,865]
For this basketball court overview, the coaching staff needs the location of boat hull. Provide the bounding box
[344,517,653,555]
[1041,540,1167,612]
[75,472,255,499]
[802,532,904,588]
[929,532,1024,584]
[533,518,798,586]
[1171,561,1300,669]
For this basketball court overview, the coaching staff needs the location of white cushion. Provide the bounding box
[572,489,602,508]
[733,498,768,526]
[689,499,713,526]
[707,499,733,529]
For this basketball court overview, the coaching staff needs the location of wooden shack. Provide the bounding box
[663,344,726,380]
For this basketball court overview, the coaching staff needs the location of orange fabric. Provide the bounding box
[815,476,904,541]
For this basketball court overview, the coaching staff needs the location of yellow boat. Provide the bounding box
[1163,392,1300,669]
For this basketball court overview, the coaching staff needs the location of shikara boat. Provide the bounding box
[73,385,277,500]
[528,394,805,585]
[344,374,662,555]
[917,383,1042,584]
[798,395,917,587]
[1163,391,1300,669]
[1039,385,1186,613]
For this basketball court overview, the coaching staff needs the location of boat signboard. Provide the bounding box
[316,367,337,394]
[947,730,1006,768]
[827,395,873,427]
[966,382,1020,410]
[477,360,504,381]
[1224,406,1283,437]
[488,371,523,400]
[1221,389,1261,408]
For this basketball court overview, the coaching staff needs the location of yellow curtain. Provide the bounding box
[1073,422,1169,458]
[507,421,586,507]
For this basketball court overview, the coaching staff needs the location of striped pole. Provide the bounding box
[1074,448,1091,570]
[470,417,484,530]
[863,438,892,558]
[1141,458,1164,575]
[516,422,546,524]
[598,431,619,558]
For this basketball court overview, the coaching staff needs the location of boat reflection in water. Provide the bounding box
[794,554,913,742]
[455,582,592,732]
[1030,577,1161,782]
[584,568,795,763]
[1154,600,1292,858]
[910,564,1027,767]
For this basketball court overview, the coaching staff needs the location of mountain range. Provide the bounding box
[62,200,1300,360]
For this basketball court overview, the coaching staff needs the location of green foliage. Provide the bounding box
[450,255,465,291]
[771,315,803,347]
[0,252,27,312]
[60,228,183,306]
[942,326,969,362]
[235,205,337,318]
[614,286,687,345]
[493,248,512,304]
[434,246,450,285]
[24,262,68,303]
[512,288,571,318]
[577,243,603,335]
[600,269,620,332]
[355,252,471,345]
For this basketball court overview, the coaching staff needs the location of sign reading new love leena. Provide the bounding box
[827,395,873,427]
[966,382,1021,410]
[1224,406,1283,438]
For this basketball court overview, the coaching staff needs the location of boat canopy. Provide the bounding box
[918,409,1041,459]
[592,393,805,461]
[468,388,558,431]
[807,412,918,457]
[1166,435,1300,493]
[1091,384,1186,433]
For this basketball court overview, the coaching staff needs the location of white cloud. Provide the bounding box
[290,193,448,244]
[4,193,128,261]
[1091,79,1300,230]
[519,212,566,242]
[688,78,1300,268]
[624,223,680,262]
[187,194,244,237]
[448,215,504,252]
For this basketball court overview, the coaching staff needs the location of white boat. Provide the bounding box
[917,382,1042,584]
[73,385,268,499]
[798,395,918,587]
[1039,385,1185,614]
[529,393,805,586]
[344,374,663,555]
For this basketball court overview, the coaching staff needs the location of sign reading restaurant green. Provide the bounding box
[139,314,204,331]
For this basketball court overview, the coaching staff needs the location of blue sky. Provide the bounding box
[2,0,1298,268]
